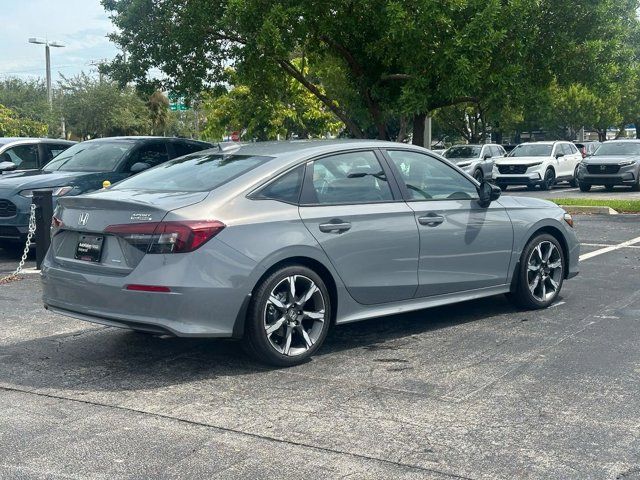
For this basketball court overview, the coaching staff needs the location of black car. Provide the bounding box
[0,136,213,249]
[0,138,76,174]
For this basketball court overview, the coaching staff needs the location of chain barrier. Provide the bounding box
[0,204,37,285]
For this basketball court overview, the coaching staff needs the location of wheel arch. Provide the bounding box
[526,225,571,279]
[232,255,339,338]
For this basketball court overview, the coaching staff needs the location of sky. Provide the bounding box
[0,0,118,82]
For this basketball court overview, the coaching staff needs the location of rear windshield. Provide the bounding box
[444,146,481,159]
[593,142,640,156]
[44,141,134,172]
[113,153,273,192]
[508,144,552,157]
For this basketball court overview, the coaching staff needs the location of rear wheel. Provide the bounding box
[507,234,565,310]
[579,182,592,192]
[540,168,556,191]
[243,265,331,367]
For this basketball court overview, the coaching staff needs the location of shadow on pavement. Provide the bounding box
[0,294,529,393]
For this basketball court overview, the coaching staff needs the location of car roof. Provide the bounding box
[82,136,210,144]
[207,139,427,159]
[602,139,640,143]
[0,137,75,144]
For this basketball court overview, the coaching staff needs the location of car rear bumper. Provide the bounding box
[41,237,259,337]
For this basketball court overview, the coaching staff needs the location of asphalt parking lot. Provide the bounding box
[1,209,639,479]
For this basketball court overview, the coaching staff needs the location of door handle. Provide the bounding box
[418,214,445,227]
[319,221,352,234]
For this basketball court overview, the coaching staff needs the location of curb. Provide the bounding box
[559,205,619,215]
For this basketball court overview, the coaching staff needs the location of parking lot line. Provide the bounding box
[579,235,640,262]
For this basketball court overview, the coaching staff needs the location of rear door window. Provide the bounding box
[307,151,393,205]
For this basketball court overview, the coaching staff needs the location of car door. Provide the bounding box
[383,149,514,297]
[298,149,420,305]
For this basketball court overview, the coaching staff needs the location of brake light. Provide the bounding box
[105,220,225,253]
[51,215,63,228]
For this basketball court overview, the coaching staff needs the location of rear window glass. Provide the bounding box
[113,153,273,192]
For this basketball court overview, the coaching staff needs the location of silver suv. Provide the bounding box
[0,137,75,173]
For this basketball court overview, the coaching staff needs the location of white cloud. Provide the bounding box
[0,0,118,80]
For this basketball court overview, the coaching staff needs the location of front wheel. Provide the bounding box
[243,265,331,367]
[579,182,592,192]
[507,234,565,310]
[540,168,556,191]
[569,167,579,187]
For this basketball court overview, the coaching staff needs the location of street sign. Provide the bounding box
[231,131,240,142]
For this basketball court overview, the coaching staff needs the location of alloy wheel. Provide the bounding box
[526,241,563,302]
[263,275,327,357]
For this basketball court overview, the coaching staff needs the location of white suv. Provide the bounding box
[493,141,582,190]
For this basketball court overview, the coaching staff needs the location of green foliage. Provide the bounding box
[0,78,59,135]
[0,104,48,137]
[147,90,170,135]
[58,73,151,139]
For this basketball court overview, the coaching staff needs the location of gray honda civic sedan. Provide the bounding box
[42,140,579,366]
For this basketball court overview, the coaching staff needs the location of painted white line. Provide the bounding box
[18,268,41,275]
[582,243,640,249]
[579,235,640,262]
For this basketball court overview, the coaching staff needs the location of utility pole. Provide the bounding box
[28,38,65,106]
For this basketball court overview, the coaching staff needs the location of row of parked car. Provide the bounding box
[437,139,640,192]
[0,136,213,249]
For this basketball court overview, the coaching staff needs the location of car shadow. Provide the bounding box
[0,294,537,393]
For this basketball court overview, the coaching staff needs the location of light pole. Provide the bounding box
[28,37,65,105]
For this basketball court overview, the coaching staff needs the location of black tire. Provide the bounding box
[473,169,484,183]
[243,265,332,367]
[0,241,24,257]
[569,167,579,187]
[497,183,508,191]
[507,233,565,310]
[540,168,556,191]
[604,185,615,192]
[526,185,537,191]
[579,182,592,192]
[632,177,640,192]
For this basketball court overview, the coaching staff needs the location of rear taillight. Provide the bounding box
[51,215,64,236]
[105,220,225,254]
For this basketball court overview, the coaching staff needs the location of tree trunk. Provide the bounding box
[396,116,408,143]
[412,113,426,146]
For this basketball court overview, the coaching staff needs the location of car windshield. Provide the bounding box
[43,141,134,172]
[444,146,481,159]
[593,142,640,156]
[113,153,273,192]
[509,144,552,157]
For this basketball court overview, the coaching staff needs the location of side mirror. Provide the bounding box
[478,181,501,208]
[0,161,17,172]
[483,154,492,160]
[555,153,565,159]
[130,162,150,173]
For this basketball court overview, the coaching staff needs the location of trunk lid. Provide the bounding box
[52,189,209,274]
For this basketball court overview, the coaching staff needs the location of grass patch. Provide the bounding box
[551,198,640,213]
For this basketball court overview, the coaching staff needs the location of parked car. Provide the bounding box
[0,137,75,173]
[493,141,582,190]
[0,136,212,249]
[576,139,640,191]
[443,143,506,182]
[42,140,579,366]
[574,141,601,159]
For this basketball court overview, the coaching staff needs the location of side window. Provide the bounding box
[492,146,504,157]
[386,150,478,201]
[255,166,304,204]
[3,145,39,169]
[309,151,393,205]
[173,141,208,158]
[562,144,573,155]
[123,143,170,171]
[43,144,70,162]
[481,146,491,158]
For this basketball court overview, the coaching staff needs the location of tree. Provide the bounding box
[58,73,151,139]
[147,90,170,135]
[0,104,48,137]
[0,78,59,136]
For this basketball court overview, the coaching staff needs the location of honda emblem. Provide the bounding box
[600,165,606,171]
[78,212,89,226]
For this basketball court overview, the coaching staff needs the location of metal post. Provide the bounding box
[45,44,52,105]
[32,190,53,269]
[424,116,432,149]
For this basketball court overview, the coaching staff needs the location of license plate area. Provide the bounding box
[75,234,104,263]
